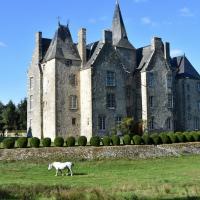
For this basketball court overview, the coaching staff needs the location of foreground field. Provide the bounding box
[0,156,200,199]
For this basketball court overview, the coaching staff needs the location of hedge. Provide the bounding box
[17,137,28,148]
[66,136,76,147]
[90,136,101,147]
[142,133,151,145]
[123,135,131,145]
[111,135,120,146]
[54,137,64,147]
[159,133,170,144]
[150,133,161,145]
[102,136,111,146]
[30,137,40,148]
[78,136,87,146]
[42,138,51,147]
[133,135,142,145]
[3,138,15,149]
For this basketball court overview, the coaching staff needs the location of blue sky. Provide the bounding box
[0,0,199,104]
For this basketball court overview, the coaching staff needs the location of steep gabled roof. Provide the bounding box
[173,56,200,80]
[43,24,80,62]
[112,1,135,49]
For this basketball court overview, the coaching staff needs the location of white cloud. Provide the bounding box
[171,49,184,57]
[88,16,108,24]
[179,7,194,17]
[141,17,157,26]
[0,41,6,47]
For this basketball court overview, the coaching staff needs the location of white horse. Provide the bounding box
[48,162,74,176]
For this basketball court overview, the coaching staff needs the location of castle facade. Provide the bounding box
[27,2,200,140]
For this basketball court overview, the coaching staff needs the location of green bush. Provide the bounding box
[150,133,161,145]
[42,138,51,147]
[90,136,100,147]
[111,135,120,146]
[123,134,131,145]
[183,132,194,142]
[30,137,40,148]
[142,133,151,145]
[78,136,87,146]
[16,137,28,148]
[66,136,76,147]
[54,137,64,147]
[167,132,178,143]
[159,133,170,144]
[133,135,142,145]
[192,132,200,142]
[175,132,186,143]
[3,138,15,149]
[102,136,111,146]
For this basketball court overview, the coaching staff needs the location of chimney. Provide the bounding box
[151,37,163,51]
[103,29,112,44]
[35,32,42,61]
[78,28,86,67]
[164,42,170,61]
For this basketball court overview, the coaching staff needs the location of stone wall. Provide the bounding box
[1,143,200,162]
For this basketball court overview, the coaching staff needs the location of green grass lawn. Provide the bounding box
[1,155,200,199]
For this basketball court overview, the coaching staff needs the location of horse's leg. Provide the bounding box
[55,169,58,176]
[69,167,73,176]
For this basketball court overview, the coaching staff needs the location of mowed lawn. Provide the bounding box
[1,155,200,199]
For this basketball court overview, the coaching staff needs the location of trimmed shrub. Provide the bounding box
[78,136,87,146]
[54,137,64,147]
[123,134,131,145]
[66,136,76,147]
[192,132,200,142]
[111,135,120,146]
[159,133,170,144]
[150,133,161,145]
[175,132,186,143]
[142,133,151,145]
[167,132,178,143]
[102,136,111,146]
[42,137,51,147]
[3,138,15,149]
[183,132,194,142]
[90,136,100,147]
[16,137,28,148]
[30,137,40,148]
[133,135,142,145]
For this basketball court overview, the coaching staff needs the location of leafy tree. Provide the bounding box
[16,98,27,130]
[0,101,5,132]
[118,117,134,135]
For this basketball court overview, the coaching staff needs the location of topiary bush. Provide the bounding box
[159,133,170,144]
[150,133,161,145]
[42,137,51,147]
[30,137,40,148]
[192,131,200,142]
[3,138,15,149]
[16,137,28,148]
[102,136,111,146]
[167,132,178,143]
[133,135,142,145]
[142,133,151,145]
[66,136,76,147]
[111,135,120,146]
[123,134,131,145]
[175,132,186,143]
[90,136,100,147]
[78,136,87,146]
[183,132,194,142]
[54,137,64,147]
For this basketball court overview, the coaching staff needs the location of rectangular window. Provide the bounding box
[148,73,154,87]
[149,117,154,130]
[69,74,77,86]
[107,93,116,109]
[30,95,33,110]
[168,94,173,108]
[115,116,122,125]
[106,71,115,86]
[70,95,77,110]
[98,116,106,131]
[167,74,172,88]
[149,96,154,108]
[72,118,76,125]
[30,77,34,90]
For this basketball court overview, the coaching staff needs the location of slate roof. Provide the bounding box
[112,1,135,49]
[43,24,80,62]
[41,38,51,59]
[173,56,200,80]
[86,41,99,61]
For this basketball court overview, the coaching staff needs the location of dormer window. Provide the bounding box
[65,59,72,66]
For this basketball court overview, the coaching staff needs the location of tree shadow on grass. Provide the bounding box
[73,172,88,176]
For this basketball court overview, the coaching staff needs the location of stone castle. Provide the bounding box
[27,2,200,140]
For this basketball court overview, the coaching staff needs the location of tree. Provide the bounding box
[1,101,18,130]
[118,117,135,135]
[0,101,5,132]
[16,98,27,130]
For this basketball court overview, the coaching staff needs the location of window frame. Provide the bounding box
[107,93,116,109]
[106,71,116,87]
[98,116,106,131]
[69,95,78,110]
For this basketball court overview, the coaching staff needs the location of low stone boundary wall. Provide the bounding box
[1,143,200,161]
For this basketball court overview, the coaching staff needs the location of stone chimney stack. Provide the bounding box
[164,42,170,61]
[151,37,163,51]
[35,32,42,61]
[103,29,113,44]
[78,28,86,67]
